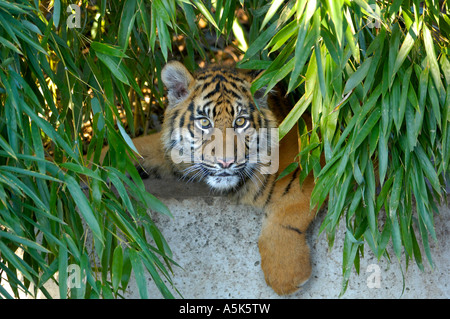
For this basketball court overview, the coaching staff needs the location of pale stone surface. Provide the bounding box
[3,176,447,299]
[121,177,450,299]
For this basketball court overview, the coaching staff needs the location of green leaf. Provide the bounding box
[278,91,313,140]
[64,175,103,244]
[143,191,173,217]
[117,120,141,156]
[95,52,129,85]
[391,76,401,131]
[0,242,36,285]
[191,0,219,30]
[58,243,68,299]
[423,24,444,100]
[378,126,388,185]
[238,60,272,70]
[260,0,285,31]
[0,36,23,55]
[327,0,344,48]
[389,168,403,219]
[343,57,372,94]
[0,230,50,253]
[107,170,136,218]
[288,28,316,93]
[405,101,417,150]
[351,106,381,152]
[0,135,17,160]
[397,66,413,132]
[53,0,61,28]
[267,20,298,53]
[428,77,441,130]
[241,23,277,62]
[91,42,130,58]
[0,166,60,182]
[118,0,137,51]
[129,249,148,299]
[414,144,441,194]
[112,245,124,292]
[276,162,299,181]
[412,167,437,242]
[391,22,421,85]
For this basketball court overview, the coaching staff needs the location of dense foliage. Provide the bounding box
[0,0,448,298]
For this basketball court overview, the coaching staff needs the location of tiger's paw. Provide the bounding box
[258,225,312,295]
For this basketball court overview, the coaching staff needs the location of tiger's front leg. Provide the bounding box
[131,132,174,178]
[258,180,316,295]
[98,132,173,178]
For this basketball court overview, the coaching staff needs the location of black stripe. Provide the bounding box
[223,86,241,99]
[204,82,221,99]
[257,115,263,129]
[179,112,185,128]
[197,109,208,117]
[187,123,194,138]
[282,167,300,196]
[282,225,303,235]
[253,174,270,202]
[228,74,246,83]
[212,74,227,83]
[228,81,239,90]
[196,74,213,81]
[187,101,195,113]
[230,105,235,119]
[263,173,278,208]
[169,110,180,136]
[202,100,214,109]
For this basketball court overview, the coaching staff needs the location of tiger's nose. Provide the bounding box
[217,158,235,168]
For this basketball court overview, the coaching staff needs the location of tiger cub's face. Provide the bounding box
[160,61,278,192]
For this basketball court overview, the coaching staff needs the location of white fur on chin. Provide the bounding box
[205,175,240,191]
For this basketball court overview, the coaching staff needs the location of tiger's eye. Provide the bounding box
[235,117,247,127]
[199,118,211,128]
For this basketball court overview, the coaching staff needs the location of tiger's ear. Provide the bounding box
[161,61,194,107]
[253,86,271,109]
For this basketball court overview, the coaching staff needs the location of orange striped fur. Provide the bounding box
[124,61,317,295]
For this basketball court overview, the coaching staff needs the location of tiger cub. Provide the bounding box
[129,61,317,295]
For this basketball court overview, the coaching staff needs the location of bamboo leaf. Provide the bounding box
[53,0,61,28]
[276,162,298,181]
[278,91,313,140]
[95,52,129,85]
[0,230,50,253]
[0,135,17,160]
[117,120,141,156]
[414,144,441,194]
[351,106,381,152]
[397,66,413,132]
[112,245,124,292]
[0,36,23,55]
[118,0,137,51]
[91,42,129,58]
[241,22,277,62]
[64,175,103,244]
[343,57,372,94]
[378,126,388,185]
[191,0,219,30]
[260,0,284,31]
[129,249,148,299]
[58,243,68,299]
[391,22,421,85]
[423,24,444,100]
